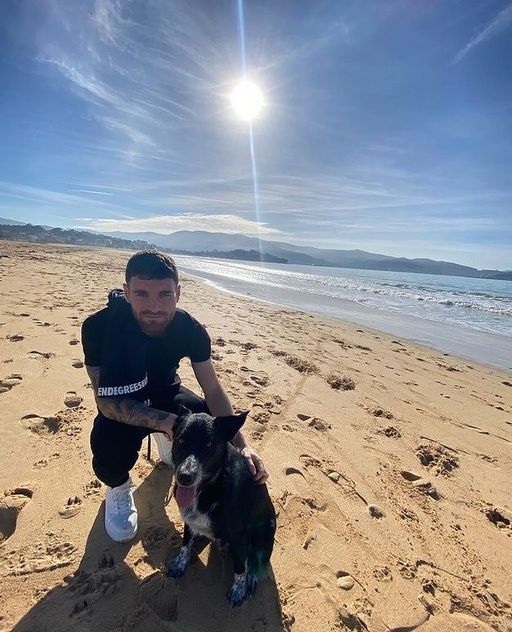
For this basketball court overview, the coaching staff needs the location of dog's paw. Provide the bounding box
[166,546,190,578]
[246,573,258,598]
[227,573,256,607]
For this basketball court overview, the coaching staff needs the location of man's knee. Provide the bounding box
[90,418,148,487]
[90,417,147,467]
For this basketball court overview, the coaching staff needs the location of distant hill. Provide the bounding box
[0,224,287,265]
[0,216,26,226]
[1,219,510,280]
[103,229,512,280]
[0,223,155,251]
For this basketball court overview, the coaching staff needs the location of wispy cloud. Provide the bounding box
[0,180,130,216]
[78,213,282,235]
[71,189,115,196]
[453,3,512,63]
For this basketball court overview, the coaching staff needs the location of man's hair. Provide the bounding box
[125,250,179,285]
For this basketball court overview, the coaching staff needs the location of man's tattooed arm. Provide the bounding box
[86,366,176,433]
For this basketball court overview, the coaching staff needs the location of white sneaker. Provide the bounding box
[152,432,174,467]
[104,478,138,543]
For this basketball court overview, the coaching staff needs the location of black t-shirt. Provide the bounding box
[82,306,211,408]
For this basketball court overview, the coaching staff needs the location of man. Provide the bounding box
[82,250,267,543]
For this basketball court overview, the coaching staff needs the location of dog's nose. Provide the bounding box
[177,471,195,486]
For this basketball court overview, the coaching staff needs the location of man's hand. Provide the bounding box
[240,447,268,484]
[159,413,177,441]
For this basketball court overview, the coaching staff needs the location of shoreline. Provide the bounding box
[179,266,512,374]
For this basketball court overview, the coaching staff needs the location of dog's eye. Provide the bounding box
[205,441,212,448]
[177,438,185,445]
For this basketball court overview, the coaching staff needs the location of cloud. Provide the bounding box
[78,213,282,235]
[453,3,512,63]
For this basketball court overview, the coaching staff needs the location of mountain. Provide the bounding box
[0,223,156,251]
[0,216,26,226]
[1,218,510,280]
[103,229,511,279]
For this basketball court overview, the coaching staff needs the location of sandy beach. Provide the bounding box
[0,240,511,632]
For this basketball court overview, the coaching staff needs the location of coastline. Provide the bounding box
[1,241,511,632]
[177,264,512,373]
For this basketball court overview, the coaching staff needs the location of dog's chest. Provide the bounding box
[180,503,217,539]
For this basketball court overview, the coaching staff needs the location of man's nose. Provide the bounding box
[147,296,160,312]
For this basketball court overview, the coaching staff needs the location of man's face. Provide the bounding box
[123,276,180,336]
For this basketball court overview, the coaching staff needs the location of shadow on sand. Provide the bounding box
[11,465,284,632]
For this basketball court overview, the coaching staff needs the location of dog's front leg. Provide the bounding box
[227,550,251,607]
[167,524,193,578]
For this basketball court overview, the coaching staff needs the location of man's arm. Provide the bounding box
[192,359,268,482]
[86,366,176,438]
[191,358,237,435]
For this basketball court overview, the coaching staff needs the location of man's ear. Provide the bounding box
[123,282,130,303]
[214,411,249,442]
[175,283,181,304]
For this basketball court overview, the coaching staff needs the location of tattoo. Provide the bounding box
[86,366,172,431]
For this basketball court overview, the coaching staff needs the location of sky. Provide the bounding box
[1,0,511,269]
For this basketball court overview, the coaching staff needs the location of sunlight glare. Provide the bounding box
[230,80,263,121]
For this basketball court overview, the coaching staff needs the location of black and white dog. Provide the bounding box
[166,408,276,607]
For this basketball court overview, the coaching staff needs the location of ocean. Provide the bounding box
[174,255,512,371]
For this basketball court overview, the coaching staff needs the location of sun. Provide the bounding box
[230,80,263,121]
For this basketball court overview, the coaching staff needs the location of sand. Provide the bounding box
[0,240,511,632]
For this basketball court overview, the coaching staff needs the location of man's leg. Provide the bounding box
[90,415,150,542]
[90,415,150,487]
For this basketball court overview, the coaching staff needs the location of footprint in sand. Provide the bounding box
[84,479,102,497]
[21,413,62,435]
[336,570,355,590]
[138,571,178,623]
[325,373,356,391]
[295,413,332,432]
[240,341,258,355]
[377,426,401,438]
[7,334,24,342]
[240,366,269,387]
[0,374,23,394]
[64,392,83,408]
[59,496,82,519]
[67,553,122,617]
[400,470,440,499]
[28,350,55,359]
[373,565,393,582]
[416,443,459,476]
[370,407,394,419]
[33,452,60,469]
[368,504,386,519]
[72,359,84,369]
[283,464,328,513]
[0,487,33,544]
[485,507,511,531]
[68,338,79,346]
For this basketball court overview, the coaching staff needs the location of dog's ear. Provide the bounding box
[176,403,191,419]
[214,411,249,442]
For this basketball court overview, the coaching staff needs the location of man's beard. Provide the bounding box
[134,311,172,336]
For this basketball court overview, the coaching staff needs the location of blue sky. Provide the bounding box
[1,0,511,269]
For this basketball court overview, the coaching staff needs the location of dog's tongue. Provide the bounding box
[175,484,197,509]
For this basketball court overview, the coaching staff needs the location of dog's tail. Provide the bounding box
[247,518,276,579]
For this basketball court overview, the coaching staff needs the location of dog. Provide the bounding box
[166,408,276,607]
